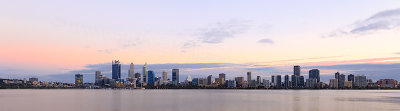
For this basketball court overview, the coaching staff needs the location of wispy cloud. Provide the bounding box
[257,38,274,44]
[323,8,400,37]
[183,19,251,48]
[395,52,400,55]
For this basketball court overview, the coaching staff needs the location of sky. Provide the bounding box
[1,0,400,83]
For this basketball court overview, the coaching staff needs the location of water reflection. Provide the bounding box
[0,90,399,111]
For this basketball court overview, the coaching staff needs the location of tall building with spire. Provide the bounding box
[128,62,135,78]
[112,60,121,81]
[143,62,148,84]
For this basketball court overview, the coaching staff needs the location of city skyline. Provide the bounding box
[1,1,400,83]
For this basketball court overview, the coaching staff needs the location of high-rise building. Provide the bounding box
[135,73,141,81]
[235,77,244,86]
[256,76,261,86]
[95,71,102,84]
[271,75,275,86]
[162,70,168,81]
[335,72,340,79]
[207,75,212,85]
[291,75,297,88]
[143,62,148,83]
[329,79,338,88]
[284,75,289,88]
[355,75,367,87]
[309,69,320,82]
[75,74,83,86]
[275,75,282,88]
[338,74,346,88]
[219,73,226,81]
[112,60,121,81]
[247,72,252,83]
[226,80,236,88]
[128,62,135,78]
[294,65,300,76]
[172,69,179,85]
[348,74,355,83]
[147,70,155,86]
[263,79,270,88]
[299,76,304,88]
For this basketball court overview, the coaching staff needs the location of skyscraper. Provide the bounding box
[256,76,261,86]
[335,72,340,79]
[271,75,275,86]
[128,62,135,78]
[348,74,355,83]
[95,71,102,84]
[143,62,148,83]
[75,74,83,86]
[247,72,252,83]
[338,74,346,88]
[284,75,289,88]
[275,75,282,88]
[162,70,168,81]
[219,73,226,81]
[112,60,121,81]
[172,69,179,85]
[207,75,212,85]
[147,70,155,86]
[135,73,141,81]
[355,75,367,87]
[294,65,300,76]
[309,69,320,82]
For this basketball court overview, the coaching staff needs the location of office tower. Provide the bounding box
[344,81,353,88]
[172,69,179,85]
[294,65,300,76]
[75,74,83,86]
[256,76,261,86]
[135,73,141,81]
[143,62,148,83]
[309,69,320,82]
[271,75,275,86]
[112,60,121,81]
[263,79,270,88]
[329,79,338,88]
[306,78,317,88]
[348,74,355,83]
[207,75,212,85]
[335,72,340,79]
[291,75,297,88]
[338,74,346,88]
[284,75,289,88]
[219,73,226,81]
[29,78,38,82]
[275,75,282,88]
[128,62,135,78]
[226,80,236,88]
[235,77,244,86]
[147,70,155,86]
[354,75,367,87]
[247,72,252,83]
[192,78,199,86]
[162,70,168,81]
[299,76,305,87]
[95,71,102,84]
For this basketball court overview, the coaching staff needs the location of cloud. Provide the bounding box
[183,19,251,48]
[395,52,400,55]
[324,8,400,37]
[257,38,274,44]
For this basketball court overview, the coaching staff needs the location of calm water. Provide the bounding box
[1,89,400,111]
